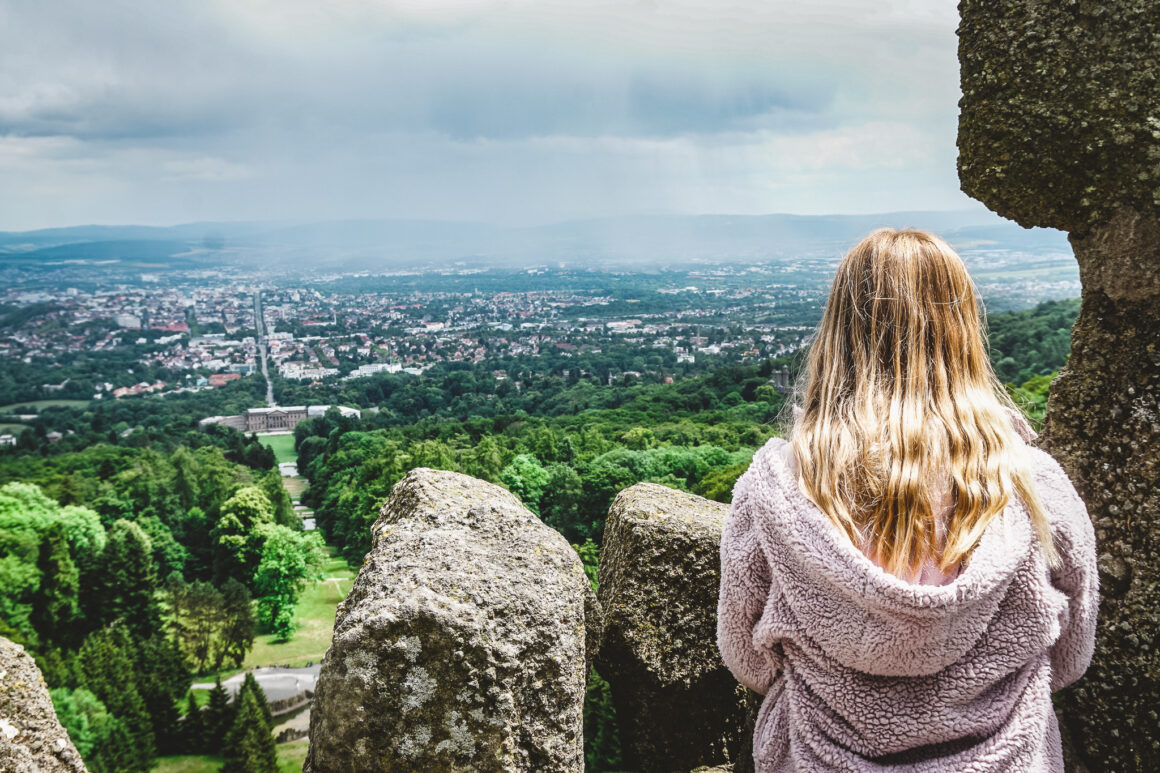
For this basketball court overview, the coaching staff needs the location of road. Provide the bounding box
[192,664,321,710]
[254,290,274,406]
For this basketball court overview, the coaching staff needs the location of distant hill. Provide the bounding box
[0,240,194,263]
[0,211,1070,272]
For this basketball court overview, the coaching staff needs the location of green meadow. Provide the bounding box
[243,550,352,669]
[152,739,309,773]
[259,433,298,466]
[0,399,90,413]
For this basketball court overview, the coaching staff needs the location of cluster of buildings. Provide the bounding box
[0,248,1085,413]
[111,380,167,398]
[0,272,828,401]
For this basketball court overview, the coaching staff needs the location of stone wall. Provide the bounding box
[304,473,751,772]
[958,2,1160,770]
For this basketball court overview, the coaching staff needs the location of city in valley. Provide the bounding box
[0,237,1079,423]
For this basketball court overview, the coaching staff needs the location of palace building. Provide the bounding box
[199,404,360,433]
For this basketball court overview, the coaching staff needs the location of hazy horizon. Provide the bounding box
[0,207,1003,236]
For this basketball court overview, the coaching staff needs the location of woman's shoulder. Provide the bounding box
[744,436,792,480]
[730,436,794,510]
[1004,412,1092,546]
[1002,405,1038,443]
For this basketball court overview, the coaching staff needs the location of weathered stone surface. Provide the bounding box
[959,3,1160,770]
[304,468,597,773]
[0,637,87,773]
[957,1,1160,234]
[596,482,757,773]
[1038,280,1160,773]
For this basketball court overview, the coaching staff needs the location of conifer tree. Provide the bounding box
[216,578,256,670]
[90,716,139,773]
[36,647,73,688]
[31,521,80,647]
[204,676,235,749]
[181,505,214,579]
[171,446,201,511]
[131,633,191,754]
[102,519,161,637]
[170,578,225,673]
[237,672,273,728]
[220,688,278,773]
[182,692,206,752]
[77,626,155,772]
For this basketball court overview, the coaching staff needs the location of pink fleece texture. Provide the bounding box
[716,413,1099,772]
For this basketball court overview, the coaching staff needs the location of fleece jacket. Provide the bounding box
[717,413,1099,772]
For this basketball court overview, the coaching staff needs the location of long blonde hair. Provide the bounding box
[789,228,1058,578]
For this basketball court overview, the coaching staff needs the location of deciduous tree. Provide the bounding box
[253,525,324,640]
[211,486,273,585]
[501,453,549,515]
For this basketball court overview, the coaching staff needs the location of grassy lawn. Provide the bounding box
[180,688,212,714]
[0,423,29,435]
[259,434,298,466]
[0,399,89,412]
[187,551,352,687]
[242,551,353,670]
[278,740,309,772]
[153,739,309,772]
[152,754,220,773]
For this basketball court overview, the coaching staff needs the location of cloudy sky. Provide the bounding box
[0,0,976,230]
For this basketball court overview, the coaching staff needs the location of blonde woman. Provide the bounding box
[717,229,1098,772]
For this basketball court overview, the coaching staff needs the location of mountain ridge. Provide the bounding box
[0,211,1070,270]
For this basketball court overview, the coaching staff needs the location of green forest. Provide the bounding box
[0,297,1078,772]
[0,441,324,771]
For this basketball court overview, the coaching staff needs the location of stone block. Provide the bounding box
[305,468,598,772]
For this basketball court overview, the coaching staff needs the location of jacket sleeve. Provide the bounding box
[717,466,780,695]
[1033,449,1100,692]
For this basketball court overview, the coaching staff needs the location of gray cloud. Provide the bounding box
[0,0,972,229]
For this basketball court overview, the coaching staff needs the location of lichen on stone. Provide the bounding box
[0,637,88,772]
[304,468,597,772]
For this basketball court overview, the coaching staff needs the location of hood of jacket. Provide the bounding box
[743,417,1043,677]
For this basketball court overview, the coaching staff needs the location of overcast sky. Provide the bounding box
[0,0,977,230]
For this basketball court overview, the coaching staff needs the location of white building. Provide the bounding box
[344,362,403,380]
